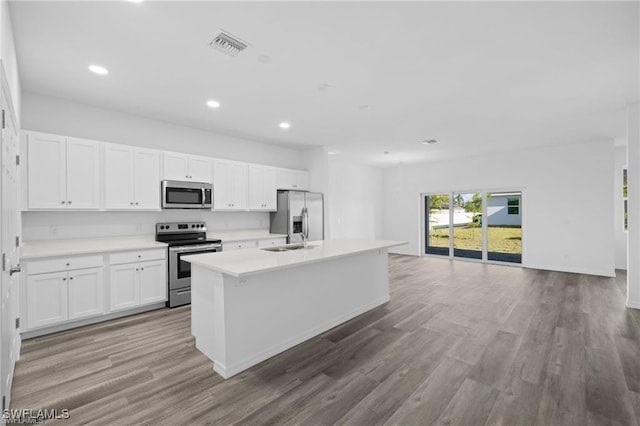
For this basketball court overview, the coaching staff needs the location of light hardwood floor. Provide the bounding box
[11,255,640,425]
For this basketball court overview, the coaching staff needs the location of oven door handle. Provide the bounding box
[169,244,222,252]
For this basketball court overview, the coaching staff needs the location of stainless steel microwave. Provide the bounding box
[161,180,213,209]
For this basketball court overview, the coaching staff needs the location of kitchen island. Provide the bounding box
[184,239,406,379]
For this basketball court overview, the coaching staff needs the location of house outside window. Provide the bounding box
[507,198,520,215]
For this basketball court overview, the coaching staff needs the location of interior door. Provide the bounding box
[1,93,20,408]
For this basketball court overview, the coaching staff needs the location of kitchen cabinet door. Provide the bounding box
[109,264,139,311]
[249,165,277,210]
[139,260,166,305]
[105,144,135,209]
[163,152,189,181]
[27,132,67,209]
[134,148,161,210]
[26,271,69,328]
[213,159,233,209]
[188,156,212,183]
[263,167,277,209]
[66,138,100,210]
[68,267,104,320]
[276,169,295,190]
[294,171,309,191]
[230,162,248,210]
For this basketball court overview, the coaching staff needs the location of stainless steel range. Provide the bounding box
[155,222,222,307]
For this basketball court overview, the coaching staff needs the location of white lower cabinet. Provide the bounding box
[109,263,139,311]
[27,266,105,329]
[27,271,69,329]
[68,267,104,320]
[223,240,258,251]
[109,259,166,312]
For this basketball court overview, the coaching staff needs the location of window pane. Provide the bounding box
[425,194,450,255]
[487,191,522,263]
[452,192,483,259]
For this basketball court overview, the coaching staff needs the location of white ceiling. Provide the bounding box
[10,1,640,167]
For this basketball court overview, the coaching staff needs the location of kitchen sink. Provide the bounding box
[261,243,316,252]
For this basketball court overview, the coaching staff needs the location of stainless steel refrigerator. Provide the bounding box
[270,190,324,243]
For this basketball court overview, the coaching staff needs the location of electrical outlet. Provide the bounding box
[50,226,58,236]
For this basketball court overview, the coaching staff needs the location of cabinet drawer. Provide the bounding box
[257,238,287,248]
[27,255,103,275]
[109,249,166,265]
[223,240,257,251]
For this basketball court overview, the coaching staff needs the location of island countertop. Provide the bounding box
[184,239,406,277]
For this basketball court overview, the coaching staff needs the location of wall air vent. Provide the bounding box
[209,31,249,57]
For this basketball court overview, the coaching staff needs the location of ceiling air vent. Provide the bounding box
[209,31,249,57]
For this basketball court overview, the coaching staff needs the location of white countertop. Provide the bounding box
[184,239,407,277]
[208,230,287,242]
[21,236,168,259]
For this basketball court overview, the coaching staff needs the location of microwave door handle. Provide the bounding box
[201,187,205,208]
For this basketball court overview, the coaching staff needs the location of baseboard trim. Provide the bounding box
[213,295,390,379]
[21,302,166,339]
[525,263,616,278]
[626,300,640,310]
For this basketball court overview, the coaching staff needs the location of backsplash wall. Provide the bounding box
[22,211,270,241]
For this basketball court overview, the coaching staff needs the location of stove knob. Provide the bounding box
[191,224,195,228]
[160,225,165,230]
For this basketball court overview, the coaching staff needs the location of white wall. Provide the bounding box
[328,156,383,240]
[302,146,331,238]
[614,145,627,269]
[21,92,302,168]
[383,140,615,277]
[22,210,269,241]
[626,103,640,308]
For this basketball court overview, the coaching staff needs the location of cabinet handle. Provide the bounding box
[62,277,66,281]
[136,268,139,271]
[66,263,70,266]
[135,202,139,206]
[68,201,72,205]
[61,201,65,204]
[141,268,145,271]
[138,255,141,258]
[130,202,134,205]
[69,277,74,280]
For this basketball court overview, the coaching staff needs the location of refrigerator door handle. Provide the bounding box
[302,207,309,240]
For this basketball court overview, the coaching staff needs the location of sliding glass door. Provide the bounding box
[487,192,522,263]
[423,190,522,265]
[452,192,483,259]
[425,194,450,255]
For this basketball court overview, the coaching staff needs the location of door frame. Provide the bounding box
[420,188,526,267]
[0,58,21,410]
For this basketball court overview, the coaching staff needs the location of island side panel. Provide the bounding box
[218,248,391,378]
[191,266,227,370]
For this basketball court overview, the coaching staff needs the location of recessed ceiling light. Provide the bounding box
[421,139,439,145]
[279,122,291,130]
[129,0,144,3]
[206,100,221,109]
[88,65,109,75]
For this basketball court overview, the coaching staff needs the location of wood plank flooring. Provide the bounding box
[11,255,640,425]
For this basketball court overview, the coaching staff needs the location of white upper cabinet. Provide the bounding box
[105,144,135,209]
[27,132,100,210]
[248,165,277,210]
[276,168,310,191]
[163,152,212,183]
[213,159,248,210]
[134,149,161,209]
[105,144,161,210]
[66,138,100,209]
